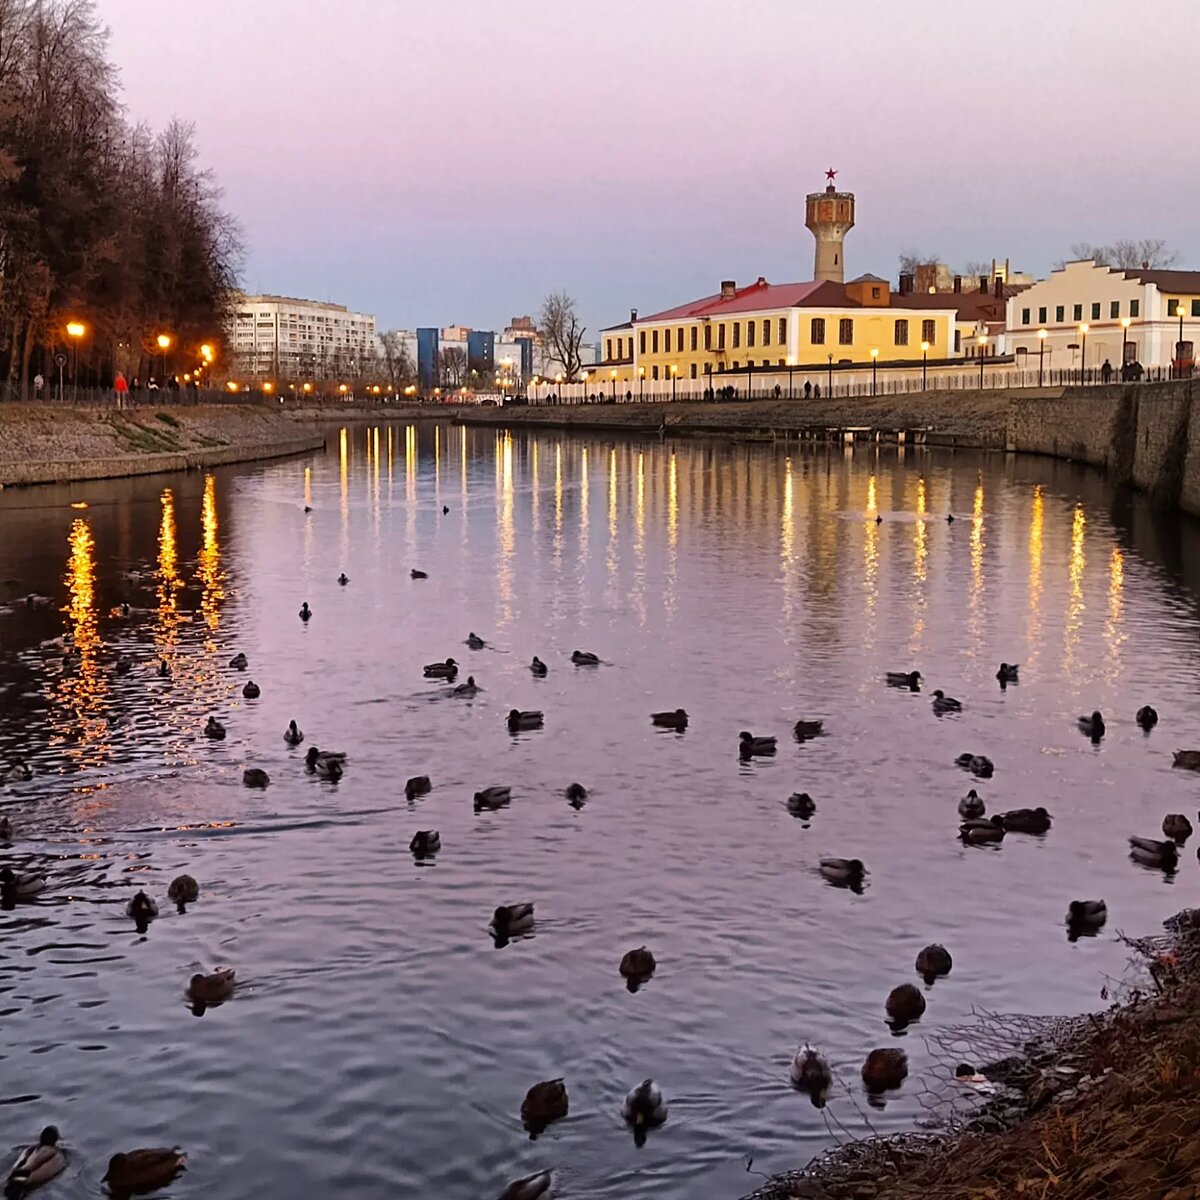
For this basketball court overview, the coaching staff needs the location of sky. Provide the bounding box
[103,0,1200,338]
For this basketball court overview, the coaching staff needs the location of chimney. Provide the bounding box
[993,274,1004,295]
[979,275,989,294]
[720,279,737,299]
[630,308,638,323]
[1142,260,1149,270]
[898,272,914,295]
[756,276,767,287]
[953,275,962,294]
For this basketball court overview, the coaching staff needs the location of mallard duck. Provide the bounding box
[1129,836,1178,869]
[789,1048,832,1107]
[915,944,953,980]
[242,768,270,789]
[508,709,543,732]
[404,775,431,800]
[0,815,12,840]
[793,719,823,740]
[886,982,926,1024]
[961,815,1006,844]
[204,717,225,740]
[466,632,486,650]
[571,650,600,666]
[1067,899,1107,928]
[0,867,46,903]
[565,782,588,805]
[410,830,440,855]
[955,752,993,778]
[931,690,962,715]
[283,720,304,746]
[862,1047,908,1091]
[1136,705,1158,730]
[115,656,132,676]
[313,757,343,782]
[337,573,349,586]
[126,890,159,923]
[787,792,816,818]
[102,1148,187,1194]
[652,709,689,730]
[819,857,865,886]
[168,874,198,912]
[411,568,428,579]
[1172,749,1200,770]
[497,1169,554,1200]
[886,670,921,690]
[492,903,535,936]
[1,758,33,783]
[622,1079,667,1141]
[520,1079,568,1131]
[5,1126,66,1198]
[1163,813,1193,841]
[474,786,511,811]
[958,789,985,818]
[305,747,347,773]
[1078,710,1105,740]
[620,946,656,979]
[242,680,261,700]
[298,602,312,621]
[530,656,548,677]
[1002,807,1052,834]
[996,662,1019,684]
[739,731,777,757]
[423,658,458,679]
[228,652,248,670]
[452,675,479,696]
[187,968,235,1005]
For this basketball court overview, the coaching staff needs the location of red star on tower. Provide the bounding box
[825,168,838,183]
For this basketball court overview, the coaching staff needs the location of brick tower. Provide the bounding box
[805,169,855,284]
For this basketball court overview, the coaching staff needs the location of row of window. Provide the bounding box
[1021,299,1143,325]
[1168,299,1200,318]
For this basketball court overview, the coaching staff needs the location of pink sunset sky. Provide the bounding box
[104,0,1198,336]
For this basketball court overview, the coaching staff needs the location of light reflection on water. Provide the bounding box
[2,425,1200,1199]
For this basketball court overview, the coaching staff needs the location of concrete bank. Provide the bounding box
[0,404,325,487]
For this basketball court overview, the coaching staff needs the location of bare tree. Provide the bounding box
[438,345,466,386]
[961,259,992,281]
[539,291,586,381]
[378,330,414,390]
[1056,239,1180,271]
[897,249,939,276]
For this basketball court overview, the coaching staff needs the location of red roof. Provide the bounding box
[637,278,826,323]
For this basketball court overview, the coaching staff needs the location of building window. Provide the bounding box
[747,320,756,347]
[1038,306,1047,323]
[732,322,741,349]
[691,327,698,351]
[1091,302,1101,320]
[1073,303,1083,321]
[954,329,961,353]
[810,317,825,344]
[606,338,613,360]
[1167,298,1180,316]
[894,319,909,345]
[762,319,771,346]
[690,363,697,379]
[652,330,659,353]
[839,318,853,345]
[922,319,936,345]
[1056,305,1064,322]
[652,365,659,380]
[718,324,726,350]
[732,361,739,370]
[640,331,646,354]
[1130,299,1139,318]
[1110,300,1120,319]
[778,317,787,344]
[678,326,684,350]
[1021,308,1031,325]
[664,328,672,353]
[704,325,712,350]
[1193,300,1200,317]
[871,286,880,299]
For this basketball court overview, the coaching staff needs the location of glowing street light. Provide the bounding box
[920,339,930,390]
[200,343,214,363]
[65,321,86,397]
[338,383,348,395]
[610,368,617,402]
[1120,317,1131,379]
[263,381,274,394]
[670,363,678,402]
[637,364,645,402]
[1078,323,1089,384]
[226,380,239,392]
[66,321,86,338]
[302,382,313,394]
[1037,327,1048,386]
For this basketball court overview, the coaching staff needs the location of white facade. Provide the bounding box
[1005,261,1200,372]
[231,294,377,380]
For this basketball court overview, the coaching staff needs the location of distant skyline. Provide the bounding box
[105,0,1198,337]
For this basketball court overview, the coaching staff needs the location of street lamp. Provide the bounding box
[638,365,645,402]
[1078,323,1089,384]
[610,368,617,402]
[1037,328,1048,386]
[581,370,589,403]
[1120,317,1131,380]
[787,355,796,400]
[66,321,85,398]
[870,347,879,396]
[977,334,987,389]
[156,333,172,383]
[1177,304,1187,377]
[670,363,678,402]
[920,340,929,390]
[827,352,833,397]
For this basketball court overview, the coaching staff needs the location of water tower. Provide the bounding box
[805,170,855,284]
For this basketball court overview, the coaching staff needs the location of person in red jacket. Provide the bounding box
[114,371,129,408]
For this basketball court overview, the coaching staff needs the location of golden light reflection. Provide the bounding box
[1026,485,1045,664]
[579,445,590,561]
[304,465,312,508]
[607,447,619,583]
[56,518,107,761]
[372,426,381,523]
[1105,544,1126,681]
[665,451,679,617]
[968,480,985,642]
[863,473,879,618]
[198,474,224,635]
[913,477,928,583]
[635,451,646,553]
[780,458,797,629]
[498,432,515,614]
[339,427,349,523]
[554,442,564,566]
[531,440,540,533]
[866,474,877,515]
[1063,503,1086,671]
[156,487,183,656]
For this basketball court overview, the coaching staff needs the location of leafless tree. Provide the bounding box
[961,260,992,281]
[539,291,586,381]
[897,249,940,277]
[1056,240,1180,271]
[438,345,466,386]
[378,330,415,390]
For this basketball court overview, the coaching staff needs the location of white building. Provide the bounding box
[230,294,377,380]
[1006,261,1199,373]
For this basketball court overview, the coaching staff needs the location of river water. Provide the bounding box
[1,423,1199,1199]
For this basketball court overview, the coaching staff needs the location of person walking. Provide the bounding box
[114,371,129,409]
[33,372,44,401]
[1101,359,1113,385]
[804,380,812,399]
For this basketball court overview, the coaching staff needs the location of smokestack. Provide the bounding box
[993,275,1004,295]
[953,275,962,294]
[898,272,914,295]
[979,275,989,295]
[630,308,637,322]
[720,280,737,299]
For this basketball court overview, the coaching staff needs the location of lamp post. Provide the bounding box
[1079,323,1089,384]
[827,353,833,397]
[610,369,617,403]
[581,370,589,403]
[977,334,987,389]
[787,355,796,400]
[638,365,645,402]
[66,321,85,399]
[1120,317,1131,380]
[156,333,172,384]
[1037,328,1047,386]
[555,372,563,405]
[920,340,929,390]
[870,347,879,396]
[670,363,678,402]
[1177,304,1187,377]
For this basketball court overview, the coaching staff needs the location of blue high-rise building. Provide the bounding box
[416,328,440,390]
[466,330,495,377]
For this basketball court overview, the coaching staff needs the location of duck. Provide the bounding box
[958,789,985,819]
[862,1048,908,1091]
[931,689,963,715]
[520,1080,568,1131]
[168,874,199,912]
[886,670,921,690]
[1163,813,1193,841]
[1128,836,1178,869]
[819,857,865,887]
[451,675,479,697]
[508,709,544,732]
[1078,711,1105,740]
[739,731,777,758]
[102,1148,187,1195]
[1002,807,1052,834]
[474,786,512,811]
[497,1170,554,1200]
[157,658,170,677]
[961,815,1006,844]
[886,983,926,1025]
[875,513,883,524]
[787,792,816,818]
[337,573,349,586]
[956,752,994,778]
[411,568,428,579]
[305,747,347,773]
[0,815,12,840]
[1,758,33,783]
[466,632,486,650]
[1067,899,1107,929]
[442,505,450,515]
[298,602,312,621]
[1136,705,1158,730]
[530,656,548,677]
[622,1079,667,1142]
[115,656,132,676]
[312,756,343,783]
[0,867,46,904]
[242,768,270,789]
[565,782,588,804]
[228,652,248,670]
[620,946,657,980]
[242,680,261,700]
[790,1047,832,1107]
[204,716,226,740]
[492,903,535,937]
[946,513,955,524]
[404,775,431,800]
[187,968,235,1005]
[1172,749,1200,771]
[126,890,159,924]
[652,709,689,730]
[996,662,1020,684]
[5,1126,66,1198]
[423,658,458,679]
[283,720,304,746]
[793,718,823,741]
[916,944,953,980]
[571,650,600,666]
[410,830,440,855]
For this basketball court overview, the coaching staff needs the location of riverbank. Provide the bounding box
[0,404,325,486]
[743,910,1200,1200]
